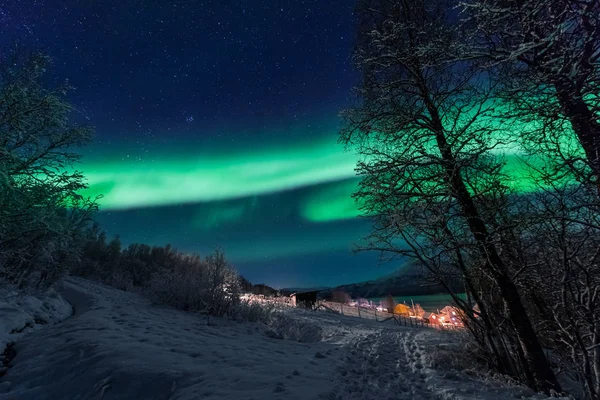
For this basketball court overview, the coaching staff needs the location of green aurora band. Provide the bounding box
[82,134,358,210]
[82,121,583,226]
[83,119,585,287]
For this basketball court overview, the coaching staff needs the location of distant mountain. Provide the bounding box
[323,263,463,299]
[280,263,462,300]
[279,286,331,296]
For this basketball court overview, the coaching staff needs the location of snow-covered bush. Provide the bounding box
[426,332,479,373]
[76,237,262,321]
[266,313,325,343]
[109,271,137,293]
[145,249,242,318]
[229,300,277,324]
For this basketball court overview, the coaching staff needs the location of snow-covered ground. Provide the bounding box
[0,278,567,399]
[0,282,72,374]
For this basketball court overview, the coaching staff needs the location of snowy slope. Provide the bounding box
[0,283,72,369]
[0,278,344,400]
[0,278,568,399]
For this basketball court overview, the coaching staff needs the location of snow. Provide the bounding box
[0,282,72,362]
[0,278,571,399]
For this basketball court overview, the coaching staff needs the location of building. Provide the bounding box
[439,306,464,326]
[393,303,412,316]
[422,312,440,324]
[290,291,319,309]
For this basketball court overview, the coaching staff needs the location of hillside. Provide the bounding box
[0,277,560,400]
[285,264,463,299]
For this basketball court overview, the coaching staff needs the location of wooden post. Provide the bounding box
[375,309,378,321]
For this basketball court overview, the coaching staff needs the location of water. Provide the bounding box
[368,293,467,312]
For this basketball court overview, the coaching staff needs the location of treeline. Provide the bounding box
[344,0,599,398]
[73,227,244,317]
[73,226,277,305]
[72,228,274,321]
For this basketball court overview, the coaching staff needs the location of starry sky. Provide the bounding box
[1,0,399,288]
[0,1,560,288]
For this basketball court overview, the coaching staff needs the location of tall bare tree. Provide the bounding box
[341,0,560,392]
[518,169,600,398]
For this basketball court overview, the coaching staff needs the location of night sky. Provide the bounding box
[0,0,403,288]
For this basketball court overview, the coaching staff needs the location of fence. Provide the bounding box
[317,300,462,331]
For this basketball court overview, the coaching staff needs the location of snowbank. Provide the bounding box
[0,282,72,372]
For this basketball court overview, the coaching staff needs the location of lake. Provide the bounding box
[368,293,467,312]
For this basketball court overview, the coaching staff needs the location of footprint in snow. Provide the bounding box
[274,382,286,393]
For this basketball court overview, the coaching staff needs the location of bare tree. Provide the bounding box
[519,173,600,398]
[331,289,351,304]
[341,0,560,392]
[383,294,395,313]
[459,5,600,394]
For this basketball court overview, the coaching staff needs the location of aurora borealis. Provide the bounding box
[0,0,564,288]
[80,131,377,287]
[1,0,391,287]
[80,133,359,211]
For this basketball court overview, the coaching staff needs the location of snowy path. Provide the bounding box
[0,278,556,400]
[325,330,432,400]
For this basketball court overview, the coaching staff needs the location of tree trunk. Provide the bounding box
[453,167,560,392]
[422,90,561,394]
[554,80,600,183]
[593,320,600,397]
[495,272,561,392]
[450,248,511,375]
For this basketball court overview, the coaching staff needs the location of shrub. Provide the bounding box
[144,249,241,317]
[229,300,277,324]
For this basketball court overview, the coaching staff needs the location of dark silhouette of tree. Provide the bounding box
[331,289,351,304]
[464,0,600,184]
[0,47,98,288]
[341,0,560,392]
[383,294,395,313]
